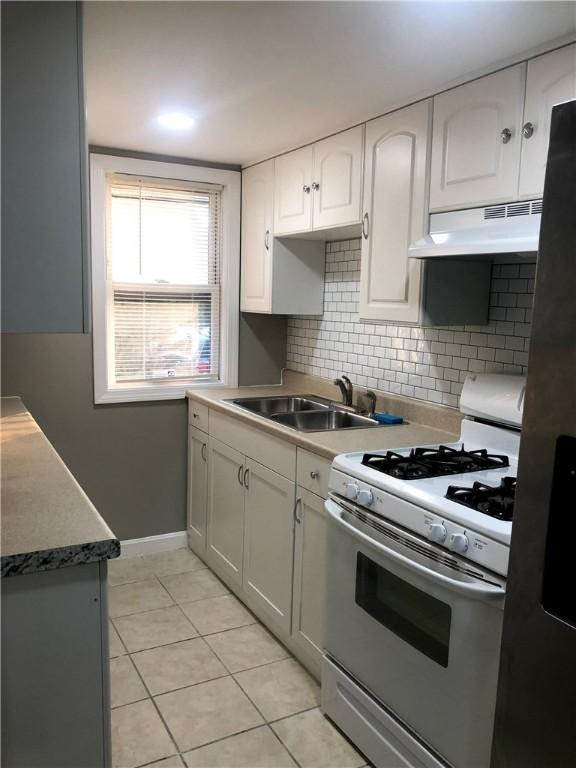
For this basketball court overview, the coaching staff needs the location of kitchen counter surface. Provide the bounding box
[186,379,460,461]
[1,398,119,578]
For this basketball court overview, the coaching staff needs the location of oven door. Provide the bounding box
[324,495,506,768]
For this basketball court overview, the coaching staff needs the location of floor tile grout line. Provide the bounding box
[122,645,186,762]
[112,607,202,653]
[267,722,305,768]
[178,722,277,761]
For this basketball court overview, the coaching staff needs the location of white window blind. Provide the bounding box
[106,174,222,384]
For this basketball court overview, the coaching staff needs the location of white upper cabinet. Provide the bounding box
[312,126,363,230]
[430,64,526,211]
[273,127,363,235]
[519,44,576,200]
[241,160,274,312]
[274,146,313,234]
[360,100,431,324]
[241,159,325,315]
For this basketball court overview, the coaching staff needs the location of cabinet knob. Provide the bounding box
[264,229,270,251]
[303,184,311,194]
[310,471,319,479]
[311,182,320,191]
[522,122,535,139]
[500,128,512,144]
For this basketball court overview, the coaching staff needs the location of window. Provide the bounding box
[91,155,240,403]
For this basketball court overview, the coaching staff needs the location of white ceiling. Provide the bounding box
[84,1,576,167]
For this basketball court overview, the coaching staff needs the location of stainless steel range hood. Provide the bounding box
[408,199,542,258]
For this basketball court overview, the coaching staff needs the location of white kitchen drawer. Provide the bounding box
[188,400,209,433]
[210,410,296,479]
[296,449,330,498]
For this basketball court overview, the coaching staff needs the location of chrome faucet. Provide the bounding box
[334,376,354,407]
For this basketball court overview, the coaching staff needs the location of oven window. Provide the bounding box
[355,553,452,667]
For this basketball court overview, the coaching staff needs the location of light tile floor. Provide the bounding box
[109,548,368,768]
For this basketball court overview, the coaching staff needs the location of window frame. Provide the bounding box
[90,153,240,404]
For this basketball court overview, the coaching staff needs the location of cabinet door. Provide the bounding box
[274,146,313,234]
[430,65,526,211]
[188,426,208,555]
[207,438,245,586]
[312,126,363,230]
[519,44,576,200]
[292,488,329,672]
[240,160,274,312]
[242,459,295,633]
[359,100,431,324]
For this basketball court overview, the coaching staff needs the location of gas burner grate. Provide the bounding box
[445,476,516,521]
[361,445,509,480]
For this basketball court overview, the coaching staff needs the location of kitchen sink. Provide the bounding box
[227,395,332,416]
[270,409,382,432]
[226,394,386,431]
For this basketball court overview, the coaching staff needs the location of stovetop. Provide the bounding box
[445,477,516,521]
[330,419,521,546]
[361,445,510,480]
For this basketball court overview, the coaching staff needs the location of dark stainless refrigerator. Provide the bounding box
[491,99,576,767]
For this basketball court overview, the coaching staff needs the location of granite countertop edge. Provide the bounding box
[1,538,121,579]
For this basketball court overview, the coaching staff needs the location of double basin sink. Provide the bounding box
[226,394,384,432]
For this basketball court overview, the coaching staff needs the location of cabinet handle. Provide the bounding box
[264,229,270,251]
[310,471,319,480]
[201,443,207,462]
[303,184,311,194]
[522,122,535,139]
[238,464,244,486]
[500,128,512,144]
[192,413,199,420]
[243,468,249,489]
[293,497,302,524]
[362,212,369,240]
[311,182,320,191]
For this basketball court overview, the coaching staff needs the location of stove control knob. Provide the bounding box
[357,489,374,506]
[428,523,447,544]
[449,533,469,554]
[345,483,359,500]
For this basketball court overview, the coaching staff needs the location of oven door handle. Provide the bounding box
[325,498,505,601]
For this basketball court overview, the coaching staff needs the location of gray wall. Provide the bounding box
[239,313,287,386]
[1,334,188,541]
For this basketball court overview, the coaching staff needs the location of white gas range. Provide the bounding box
[321,373,525,768]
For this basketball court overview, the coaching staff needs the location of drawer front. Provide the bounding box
[210,410,296,479]
[188,400,209,433]
[297,449,330,498]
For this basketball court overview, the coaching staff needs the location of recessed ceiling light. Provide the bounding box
[157,112,195,130]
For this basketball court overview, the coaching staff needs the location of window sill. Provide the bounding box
[95,380,228,405]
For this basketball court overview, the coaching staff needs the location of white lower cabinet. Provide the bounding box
[292,487,329,675]
[243,459,295,633]
[190,401,329,678]
[207,437,245,587]
[187,426,208,553]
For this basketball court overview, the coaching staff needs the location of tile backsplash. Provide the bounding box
[287,238,534,409]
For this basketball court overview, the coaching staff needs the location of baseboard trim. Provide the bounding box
[120,531,188,558]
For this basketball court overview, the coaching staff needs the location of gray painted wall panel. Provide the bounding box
[1,562,110,767]
[1,2,85,332]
